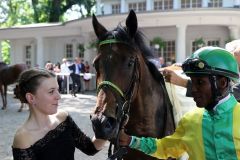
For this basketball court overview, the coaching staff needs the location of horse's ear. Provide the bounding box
[92,14,108,39]
[126,10,138,38]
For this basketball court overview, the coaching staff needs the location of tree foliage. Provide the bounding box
[0,0,96,25]
[31,0,96,22]
[0,0,96,63]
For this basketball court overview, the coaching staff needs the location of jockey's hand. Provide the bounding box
[119,129,131,146]
[162,68,188,88]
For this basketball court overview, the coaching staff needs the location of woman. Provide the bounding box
[12,68,107,160]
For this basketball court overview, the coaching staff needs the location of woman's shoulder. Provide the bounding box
[12,125,33,149]
[56,109,69,122]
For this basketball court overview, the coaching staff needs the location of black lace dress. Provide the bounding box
[12,115,98,160]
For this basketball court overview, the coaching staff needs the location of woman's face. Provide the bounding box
[190,75,213,108]
[33,77,61,115]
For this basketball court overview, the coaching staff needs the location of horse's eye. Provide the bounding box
[128,58,135,67]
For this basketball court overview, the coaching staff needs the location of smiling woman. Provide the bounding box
[11,68,107,160]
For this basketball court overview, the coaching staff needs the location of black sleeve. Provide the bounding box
[69,116,98,156]
[186,80,193,97]
[12,147,36,160]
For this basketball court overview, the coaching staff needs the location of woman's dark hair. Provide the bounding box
[15,68,56,103]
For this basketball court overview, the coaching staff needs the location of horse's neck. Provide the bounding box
[127,66,165,137]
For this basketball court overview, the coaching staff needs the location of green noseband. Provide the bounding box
[97,81,124,98]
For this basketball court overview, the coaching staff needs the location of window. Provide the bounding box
[208,0,222,7]
[192,39,220,52]
[163,41,175,64]
[154,0,163,10]
[112,4,120,14]
[25,45,31,68]
[66,44,73,59]
[154,0,173,10]
[129,2,146,12]
[152,40,175,65]
[181,0,202,8]
[192,0,202,8]
[77,44,85,58]
[207,40,220,46]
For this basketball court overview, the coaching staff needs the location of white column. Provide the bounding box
[202,0,208,7]
[96,0,102,15]
[121,0,126,13]
[36,36,44,68]
[176,24,187,63]
[234,0,240,6]
[173,0,179,9]
[146,0,152,11]
[228,26,240,40]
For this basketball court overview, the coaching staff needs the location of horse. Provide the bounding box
[0,63,28,110]
[90,10,176,160]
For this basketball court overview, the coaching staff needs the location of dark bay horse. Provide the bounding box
[0,62,28,110]
[90,10,175,160]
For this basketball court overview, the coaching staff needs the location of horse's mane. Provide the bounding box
[106,25,166,85]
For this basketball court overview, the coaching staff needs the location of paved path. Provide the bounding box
[0,91,109,160]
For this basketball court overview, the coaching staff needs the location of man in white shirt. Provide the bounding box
[60,58,71,94]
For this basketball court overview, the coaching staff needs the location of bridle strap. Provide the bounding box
[99,38,134,49]
[97,38,139,160]
[97,81,125,99]
[99,39,123,47]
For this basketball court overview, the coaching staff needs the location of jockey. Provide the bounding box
[119,46,240,160]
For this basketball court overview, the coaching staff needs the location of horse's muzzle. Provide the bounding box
[90,114,119,140]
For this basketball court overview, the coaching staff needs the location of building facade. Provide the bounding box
[96,0,240,64]
[0,0,240,68]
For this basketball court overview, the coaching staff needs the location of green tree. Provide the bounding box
[1,41,10,64]
[31,0,96,23]
[0,0,96,63]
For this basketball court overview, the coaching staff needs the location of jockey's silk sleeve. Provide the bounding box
[129,136,157,155]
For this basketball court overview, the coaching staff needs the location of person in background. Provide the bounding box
[83,61,91,91]
[119,47,240,159]
[45,62,54,71]
[80,59,86,73]
[68,57,82,96]
[159,57,167,68]
[54,62,63,93]
[60,58,71,94]
[12,68,107,160]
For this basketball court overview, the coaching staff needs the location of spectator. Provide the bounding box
[60,58,71,94]
[159,57,167,68]
[68,57,82,96]
[83,61,91,91]
[54,62,63,93]
[45,62,54,71]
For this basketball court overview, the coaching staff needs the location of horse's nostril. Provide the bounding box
[104,117,116,129]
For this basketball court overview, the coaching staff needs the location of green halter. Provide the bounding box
[97,38,126,99]
[97,81,124,98]
[99,39,123,47]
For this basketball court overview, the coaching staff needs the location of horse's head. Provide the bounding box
[90,10,142,140]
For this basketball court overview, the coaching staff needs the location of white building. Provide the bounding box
[0,0,240,67]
